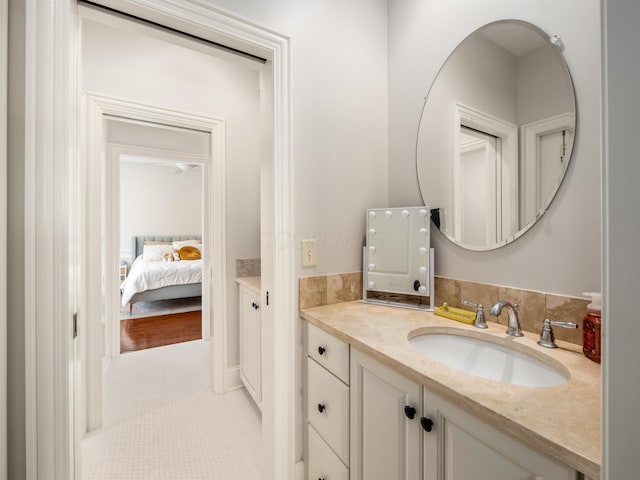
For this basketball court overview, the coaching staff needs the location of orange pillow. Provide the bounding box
[178,245,201,260]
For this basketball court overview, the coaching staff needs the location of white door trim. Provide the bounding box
[24,1,77,478]
[0,0,8,478]
[27,1,294,479]
[453,102,518,246]
[519,112,575,225]
[83,94,226,432]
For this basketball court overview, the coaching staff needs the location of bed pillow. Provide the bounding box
[178,245,201,260]
[172,239,200,249]
[142,244,174,262]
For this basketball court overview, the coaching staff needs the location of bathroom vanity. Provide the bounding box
[237,276,262,410]
[301,301,600,480]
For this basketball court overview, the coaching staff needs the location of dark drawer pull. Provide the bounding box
[317,403,326,413]
[404,405,416,420]
[420,416,434,432]
[317,346,326,355]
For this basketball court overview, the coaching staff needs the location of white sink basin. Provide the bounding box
[409,333,569,387]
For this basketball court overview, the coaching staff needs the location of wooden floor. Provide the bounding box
[120,310,202,353]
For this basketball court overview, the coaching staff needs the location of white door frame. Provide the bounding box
[25,1,294,479]
[453,102,518,247]
[0,0,8,478]
[83,93,225,432]
[519,112,575,226]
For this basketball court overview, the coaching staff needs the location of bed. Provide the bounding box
[120,235,203,312]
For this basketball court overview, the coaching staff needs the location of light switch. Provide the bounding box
[302,239,317,267]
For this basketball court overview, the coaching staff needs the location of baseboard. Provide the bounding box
[296,460,304,480]
[226,365,242,391]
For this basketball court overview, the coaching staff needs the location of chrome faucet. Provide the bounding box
[489,301,523,337]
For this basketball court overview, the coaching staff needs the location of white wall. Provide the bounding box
[603,0,640,477]
[388,0,601,298]
[204,0,389,275]
[517,44,574,125]
[81,14,261,370]
[7,0,26,477]
[119,162,203,261]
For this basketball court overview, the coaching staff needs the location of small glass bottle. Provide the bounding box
[582,292,602,364]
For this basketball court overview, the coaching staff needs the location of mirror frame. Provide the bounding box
[416,20,577,251]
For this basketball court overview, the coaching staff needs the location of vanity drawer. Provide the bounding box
[307,357,350,465]
[307,322,350,384]
[307,423,349,480]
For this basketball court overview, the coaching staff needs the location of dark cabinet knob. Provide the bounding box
[317,403,326,413]
[318,346,326,355]
[404,405,416,420]
[251,302,259,310]
[420,416,434,432]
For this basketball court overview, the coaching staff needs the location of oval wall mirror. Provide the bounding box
[417,20,576,250]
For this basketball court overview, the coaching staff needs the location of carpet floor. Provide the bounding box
[81,340,262,480]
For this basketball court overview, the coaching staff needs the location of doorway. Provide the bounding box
[25,1,295,478]
[78,3,264,476]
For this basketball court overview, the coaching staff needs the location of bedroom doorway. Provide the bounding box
[113,125,209,354]
[83,94,226,434]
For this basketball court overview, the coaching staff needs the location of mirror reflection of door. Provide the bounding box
[457,126,498,246]
[539,129,572,210]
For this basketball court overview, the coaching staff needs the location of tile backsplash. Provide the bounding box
[236,258,261,278]
[299,272,362,309]
[299,272,588,346]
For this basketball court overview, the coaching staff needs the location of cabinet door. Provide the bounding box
[350,349,422,480]
[423,388,576,480]
[239,286,261,407]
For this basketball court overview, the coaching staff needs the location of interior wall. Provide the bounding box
[388,0,601,298]
[6,0,26,477]
[205,0,389,276]
[119,162,203,261]
[81,13,261,370]
[603,0,640,477]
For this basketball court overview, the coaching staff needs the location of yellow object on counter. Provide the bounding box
[434,303,476,325]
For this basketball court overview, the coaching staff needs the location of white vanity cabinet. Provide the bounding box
[422,388,577,480]
[350,348,422,480]
[238,282,261,410]
[349,348,579,480]
[305,322,351,480]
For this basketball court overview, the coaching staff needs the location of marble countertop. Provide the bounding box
[236,276,261,294]
[300,300,601,478]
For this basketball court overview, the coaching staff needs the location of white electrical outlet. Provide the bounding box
[301,239,317,267]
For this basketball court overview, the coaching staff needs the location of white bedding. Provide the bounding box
[121,256,203,306]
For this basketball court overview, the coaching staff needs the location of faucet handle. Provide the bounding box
[462,300,488,329]
[462,299,478,308]
[537,318,578,348]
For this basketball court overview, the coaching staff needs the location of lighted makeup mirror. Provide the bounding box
[363,207,434,311]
